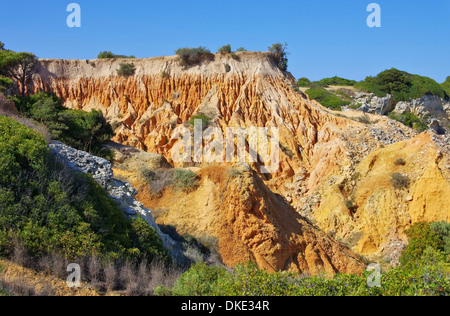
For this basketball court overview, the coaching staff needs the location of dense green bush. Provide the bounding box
[441,76,450,96]
[0,116,166,262]
[176,47,213,67]
[430,221,450,256]
[355,68,448,102]
[313,76,357,87]
[172,261,227,296]
[11,93,114,160]
[400,222,442,268]
[117,63,136,77]
[305,87,350,111]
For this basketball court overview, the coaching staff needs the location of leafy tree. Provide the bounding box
[0,50,37,96]
[0,42,4,51]
[268,42,288,71]
[236,47,247,52]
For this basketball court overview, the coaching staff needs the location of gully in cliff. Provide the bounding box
[171,120,280,174]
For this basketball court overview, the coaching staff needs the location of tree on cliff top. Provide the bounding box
[0,46,37,96]
[268,42,288,72]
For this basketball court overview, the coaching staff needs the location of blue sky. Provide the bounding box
[1,0,449,82]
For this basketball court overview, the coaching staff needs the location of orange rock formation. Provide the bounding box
[29,52,450,272]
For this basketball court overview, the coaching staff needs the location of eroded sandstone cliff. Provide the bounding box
[29,52,450,272]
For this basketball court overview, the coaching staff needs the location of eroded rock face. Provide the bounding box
[353,92,395,115]
[31,53,450,270]
[142,164,366,276]
[30,53,355,187]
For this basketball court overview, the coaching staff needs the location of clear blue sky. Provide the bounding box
[1,0,449,82]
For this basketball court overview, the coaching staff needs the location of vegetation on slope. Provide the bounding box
[305,87,350,111]
[11,93,114,160]
[441,76,450,96]
[0,44,37,96]
[354,68,448,102]
[163,222,450,296]
[0,116,166,263]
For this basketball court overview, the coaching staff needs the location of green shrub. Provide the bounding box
[305,87,350,111]
[172,261,227,296]
[430,221,450,256]
[173,169,199,192]
[175,47,212,67]
[130,217,167,260]
[117,63,136,77]
[217,44,232,54]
